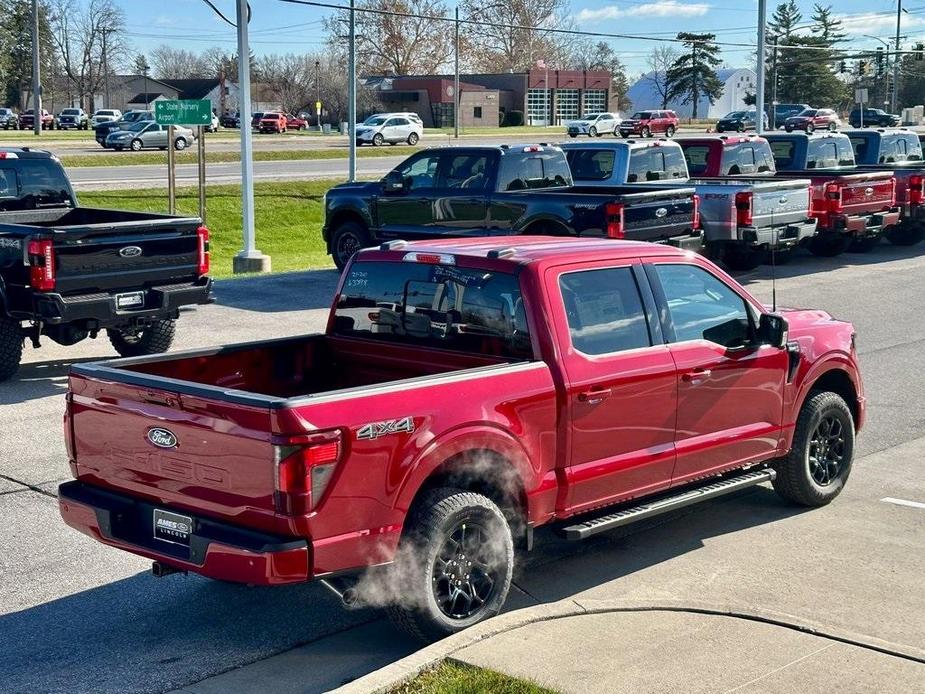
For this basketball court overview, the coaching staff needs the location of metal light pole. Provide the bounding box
[454,6,460,138]
[347,0,356,182]
[232,0,270,273]
[315,59,321,128]
[32,0,41,136]
[756,0,767,134]
[893,0,902,112]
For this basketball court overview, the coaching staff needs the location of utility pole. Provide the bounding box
[770,35,778,129]
[892,0,902,112]
[232,0,269,274]
[315,59,321,128]
[756,0,767,134]
[454,6,459,138]
[31,0,41,136]
[347,0,356,182]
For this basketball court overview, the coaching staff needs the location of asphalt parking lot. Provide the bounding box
[2,244,924,693]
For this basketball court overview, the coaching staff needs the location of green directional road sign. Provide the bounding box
[155,99,212,127]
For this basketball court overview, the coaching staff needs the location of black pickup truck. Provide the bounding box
[322,144,700,269]
[0,148,212,381]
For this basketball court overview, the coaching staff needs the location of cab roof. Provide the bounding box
[0,147,54,159]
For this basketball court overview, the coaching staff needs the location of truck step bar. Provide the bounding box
[561,468,776,541]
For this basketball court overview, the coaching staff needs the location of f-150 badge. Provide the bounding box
[357,417,415,440]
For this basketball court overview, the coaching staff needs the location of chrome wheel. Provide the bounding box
[808,415,845,486]
[432,521,499,620]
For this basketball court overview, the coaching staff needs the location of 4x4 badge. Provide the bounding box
[357,417,415,440]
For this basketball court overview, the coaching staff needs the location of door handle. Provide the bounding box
[681,368,712,383]
[578,387,612,403]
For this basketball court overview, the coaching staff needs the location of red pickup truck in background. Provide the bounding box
[59,237,864,642]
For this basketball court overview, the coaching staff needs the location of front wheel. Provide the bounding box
[589,126,598,137]
[785,126,793,132]
[130,139,142,151]
[828,122,837,132]
[0,315,23,383]
[665,125,676,137]
[372,133,384,146]
[848,235,879,253]
[107,319,176,358]
[386,488,514,643]
[641,126,651,138]
[808,233,848,257]
[407,132,419,145]
[330,220,371,271]
[174,137,187,150]
[773,391,855,506]
[805,123,815,134]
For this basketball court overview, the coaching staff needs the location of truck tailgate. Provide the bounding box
[837,173,895,215]
[68,372,281,534]
[751,181,813,227]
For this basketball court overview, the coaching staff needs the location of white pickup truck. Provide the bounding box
[560,138,817,270]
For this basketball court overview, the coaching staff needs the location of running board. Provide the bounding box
[561,468,776,541]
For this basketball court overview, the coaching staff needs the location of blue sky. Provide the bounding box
[120,0,922,76]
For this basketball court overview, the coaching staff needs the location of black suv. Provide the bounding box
[849,108,901,128]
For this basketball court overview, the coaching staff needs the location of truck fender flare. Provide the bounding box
[325,205,372,243]
[519,216,573,237]
[394,424,538,523]
[0,275,8,317]
[788,355,861,435]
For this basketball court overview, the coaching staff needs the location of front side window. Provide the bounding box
[397,153,441,190]
[559,267,651,355]
[653,264,752,349]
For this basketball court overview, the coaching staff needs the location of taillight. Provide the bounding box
[909,175,924,206]
[734,191,753,226]
[27,239,55,291]
[196,225,210,276]
[692,194,701,230]
[605,202,625,238]
[274,430,342,515]
[889,176,897,207]
[825,182,844,214]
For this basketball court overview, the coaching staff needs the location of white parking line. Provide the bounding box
[881,497,925,510]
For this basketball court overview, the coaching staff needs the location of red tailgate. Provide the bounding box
[839,174,895,215]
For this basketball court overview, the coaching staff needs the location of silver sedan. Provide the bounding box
[106,122,197,151]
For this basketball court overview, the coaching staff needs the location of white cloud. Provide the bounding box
[835,12,925,35]
[576,1,711,24]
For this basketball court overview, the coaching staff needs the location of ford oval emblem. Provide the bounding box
[119,246,143,258]
[147,427,178,449]
[864,187,874,196]
[779,196,789,204]
[655,207,668,218]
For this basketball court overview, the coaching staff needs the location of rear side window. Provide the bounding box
[439,154,490,190]
[334,261,532,359]
[559,267,651,354]
[0,159,74,211]
[565,149,616,181]
[806,141,845,168]
[498,152,571,190]
[769,140,795,169]
[682,145,711,175]
[628,147,687,182]
[849,136,870,163]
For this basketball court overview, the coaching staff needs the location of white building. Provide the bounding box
[626,68,757,119]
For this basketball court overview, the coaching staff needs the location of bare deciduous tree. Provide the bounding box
[644,45,679,109]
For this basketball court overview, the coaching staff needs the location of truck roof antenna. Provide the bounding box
[770,227,778,312]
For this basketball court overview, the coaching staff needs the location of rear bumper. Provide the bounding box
[742,219,818,247]
[664,230,704,251]
[825,209,901,235]
[33,277,213,327]
[58,481,310,585]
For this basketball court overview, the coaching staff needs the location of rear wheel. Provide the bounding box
[785,126,794,132]
[0,315,23,383]
[808,233,848,257]
[407,132,419,145]
[723,245,766,272]
[773,391,854,506]
[885,222,925,246]
[848,235,879,253]
[665,125,676,137]
[330,220,371,271]
[828,122,837,132]
[386,488,514,643]
[107,320,176,358]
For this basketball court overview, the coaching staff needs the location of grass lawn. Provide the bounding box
[79,180,340,277]
[59,145,422,168]
[391,661,557,694]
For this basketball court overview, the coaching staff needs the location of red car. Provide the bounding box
[619,109,679,138]
[18,109,54,130]
[59,237,863,642]
[284,113,308,130]
[258,112,288,133]
[784,108,841,133]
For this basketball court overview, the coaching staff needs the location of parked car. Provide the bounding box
[766,132,900,254]
[619,110,679,138]
[219,112,240,128]
[563,138,816,271]
[715,110,768,133]
[90,109,122,128]
[365,112,424,126]
[846,128,925,245]
[95,110,155,147]
[0,148,212,381]
[323,144,699,268]
[106,121,196,151]
[566,112,621,137]
[258,112,288,133]
[284,113,309,131]
[783,108,840,133]
[19,109,54,130]
[56,108,89,130]
[0,108,19,130]
[848,108,901,128]
[205,112,220,133]
[355,115,424,146]
[58,235,864,642]
[770,103,810,129]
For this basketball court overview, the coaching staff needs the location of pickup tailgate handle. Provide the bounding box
[681,368,712,384]
[141,391,179,407]
[578,387,612,403]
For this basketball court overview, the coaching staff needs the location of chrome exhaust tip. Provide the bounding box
[320,577,360,607]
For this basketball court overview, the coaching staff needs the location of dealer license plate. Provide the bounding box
[115,291,144,309]
[153,509,193,546]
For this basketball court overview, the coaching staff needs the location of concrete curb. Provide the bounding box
[332,597,925,693]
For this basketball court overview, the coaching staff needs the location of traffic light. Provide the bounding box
[859,60,870,76]
[839,60,847,73]
[916,43,925,61]
[876,47,885,76]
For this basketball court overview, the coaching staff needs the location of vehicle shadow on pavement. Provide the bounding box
[0,356,100,406]
[214,268,341,314]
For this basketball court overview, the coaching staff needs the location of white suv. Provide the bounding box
[356,115,424,146]
[566,112,621,137]
[90,109,122,128]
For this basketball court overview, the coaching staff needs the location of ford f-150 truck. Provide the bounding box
[845,129,925,246]
[561,138,816,271]
[59,236,863,643]
[322,144,700,269]
[760,133,900,256]
[0,148,212,381]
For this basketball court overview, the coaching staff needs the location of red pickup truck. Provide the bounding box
[59,237,864,642]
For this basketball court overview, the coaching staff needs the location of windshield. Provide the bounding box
[333,261,532,359]
[582,114,601,120]
[364,117,387,126]
[725,111,746,119]
[61,109,80,115]
[631,112,652,119]
[797,109,817,117]
[126,122,149,132]
[0,159,74,211]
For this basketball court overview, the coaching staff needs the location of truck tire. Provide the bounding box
[386,487,514,643]
[773,391,855,506]
[885,222,925,246]
[0,316,23,383]
[848,235,879,253]
[330,220,371,271]
[808,233,848,257]
[107,319,176,357]
[723,246,765,272]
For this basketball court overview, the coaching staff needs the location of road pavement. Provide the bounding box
[2,245,925,692]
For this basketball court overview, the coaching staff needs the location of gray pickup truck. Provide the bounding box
[560,138,816,270]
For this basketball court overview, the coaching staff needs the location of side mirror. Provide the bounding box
[382,171,406,194]
[758,313,789,349]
